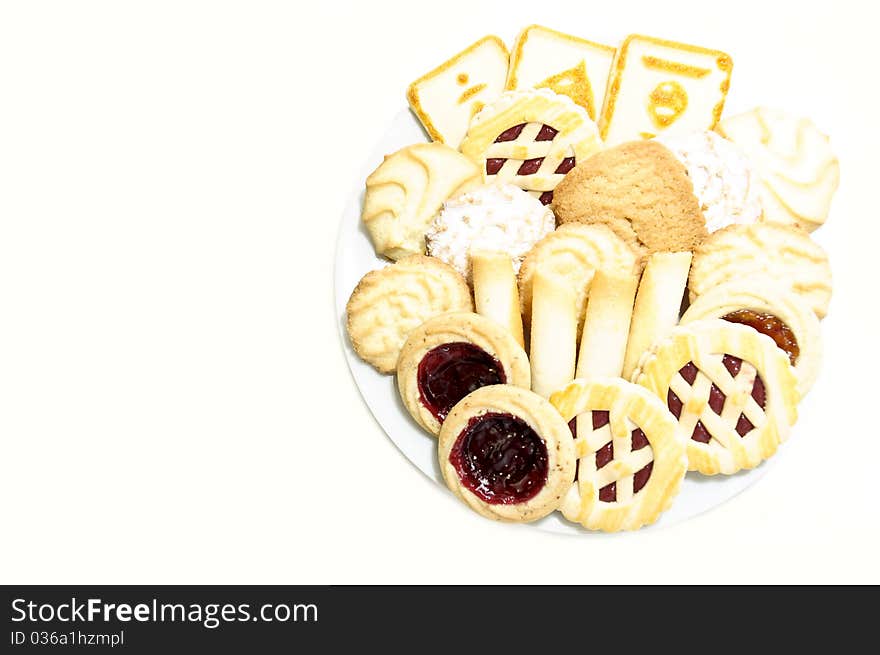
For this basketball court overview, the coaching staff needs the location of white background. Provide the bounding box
[1,0,877,583]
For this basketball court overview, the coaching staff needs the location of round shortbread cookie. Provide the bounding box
[396,312,530,436]
[346,255,473,374]
[688,222,832,319]
[518,223,640,336]
[552,140,708,254]
[681,279,822,395]
[717,107,839,232]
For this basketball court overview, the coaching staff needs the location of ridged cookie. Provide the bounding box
[362,143,480,261]
[552,140,708,254]
[518,223,641,337]
[717,107,839,232]
[346,256,473,373]
[688,222,832,318]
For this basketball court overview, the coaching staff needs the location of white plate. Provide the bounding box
[334,108,771,534]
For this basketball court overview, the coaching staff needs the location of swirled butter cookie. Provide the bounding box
[717,107,839,232]
[634,320,799,475]
[438,385,576,522]
[362,143,481,260]
[552,140,708,254]
[518,223,641,336]
[397,312,530,436]
[550,378,687,531]
[688,222,832,318]
[460,89,602,205]
[346,256,473,373]
[681,279,821,395]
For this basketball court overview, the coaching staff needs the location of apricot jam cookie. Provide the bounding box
[396,312,530,436]
[518,223,640,338]
[362,142,480,260]
[634,320,799,475]
[550,378,687,531]
[346,256,473,374]
[460,88,602,205]
[717,107,839,232]
[688,222,832,318]
[438,385,576,522]
[681,279,822,395]
[552,140,708,254]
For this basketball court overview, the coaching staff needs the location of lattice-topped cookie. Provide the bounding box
[461,89,602,205]
[634,320,799,475]
[550,378,687,532]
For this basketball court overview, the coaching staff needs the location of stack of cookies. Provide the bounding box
[344,25,838,532]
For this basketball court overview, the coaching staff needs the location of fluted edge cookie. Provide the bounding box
[550,377,687,531]
[346,256,473,373]
[397,312,530,436]
[634,320,799,475]
[688,222,832,318]
[438,385,576,522]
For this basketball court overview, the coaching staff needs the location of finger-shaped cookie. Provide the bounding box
[471,249,525,348]
[575,270,639,379]
[529,267,577,398]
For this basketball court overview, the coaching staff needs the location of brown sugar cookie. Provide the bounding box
[552,140,708,254]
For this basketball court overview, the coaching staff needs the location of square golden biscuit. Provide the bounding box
[599,34,732,145]
[407,35,509,148]
[506,24,616,122]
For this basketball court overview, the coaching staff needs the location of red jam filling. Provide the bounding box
[668,355,767,441]
[596,425,652,503]
[417,342,505,423]
[488,123,573,206]
[723,309,800,366]
[449,412,548,505]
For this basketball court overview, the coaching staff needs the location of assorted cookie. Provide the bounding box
[717,107,839,232]
[550,378,688,531]
[346,255,472,374]
[426,182,554,279]
[407,35,510,148]
[689,222,832,318]
[363,143,480,260]
[345,26,838,531]
[634,320,799,475]
[460,88,602,205]
[437,385,576,522]
[397,312,530,436]
[552,140,708,254]
[600,34,733,145]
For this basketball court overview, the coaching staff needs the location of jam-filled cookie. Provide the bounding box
[550,378,687,531]
[346,256,473,374]
[681,279,821,395]
[688,222,832,318]
[634,320,799,475]
[460,88,602,205]
[397,312,530,436]
[438,385,576,522]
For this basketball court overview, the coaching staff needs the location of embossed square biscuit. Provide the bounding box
[506,24,616,122]
[407,36,509,149]
[600,34,732,145]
